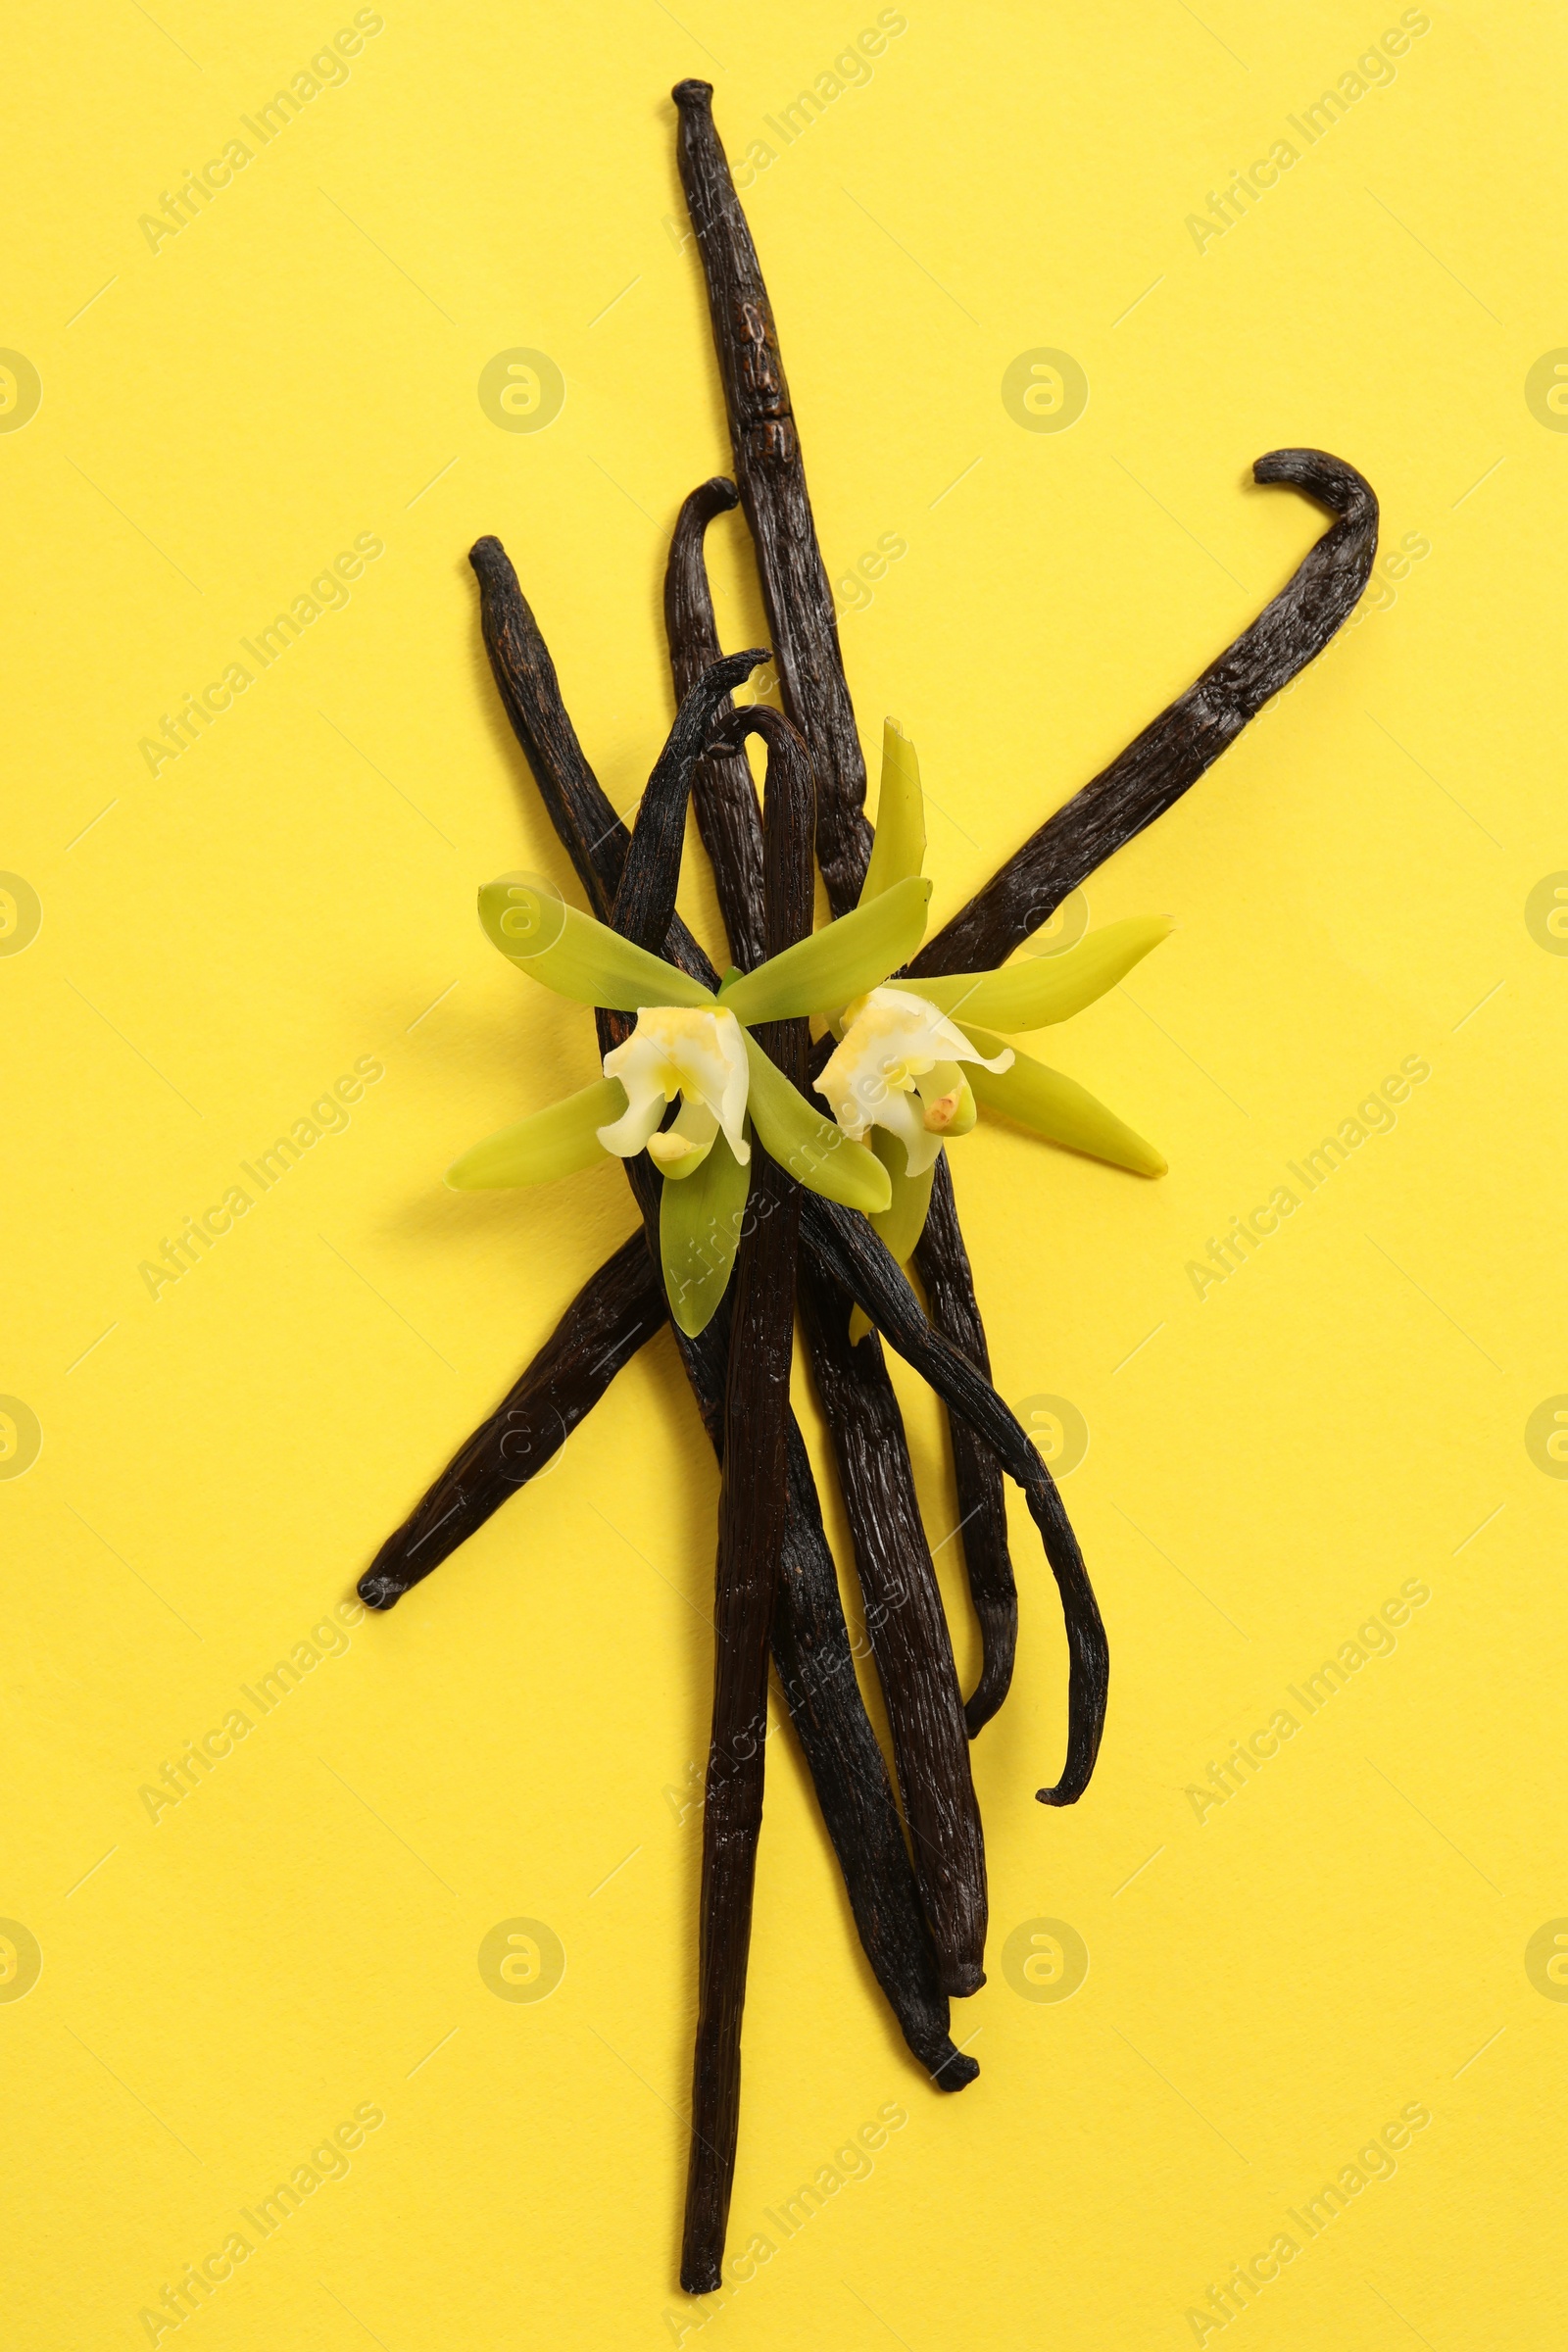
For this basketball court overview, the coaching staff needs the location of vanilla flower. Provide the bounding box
[600,1005,751,1177]
[445,864,933,1335]
[813,719,1171,1267]
[816,988,1013,1176]
[443,720,1171,1331]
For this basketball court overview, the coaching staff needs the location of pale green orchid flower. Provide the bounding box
[447,867,932,1336]
[816,719,1170,1265]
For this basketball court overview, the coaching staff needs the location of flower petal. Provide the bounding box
[868,1127,938,1262]
[814,988,1007,1148]
[877,1081,945,1176]
[661,1130,752,1336]
[479,877,713,1011]
[859,718,926,903]
[914,915,1171,1032]
[648,1095,718,1179]
[743,1034,892,1212]
[445,1076,627,1189]
[962,1024,1166,1174]
[716,875,932,1026]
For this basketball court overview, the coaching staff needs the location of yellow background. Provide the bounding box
[5,3,1563,2343]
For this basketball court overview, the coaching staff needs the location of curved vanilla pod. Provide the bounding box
[910,450,1379,979]
[682,706,810,2297]
[672,78,873,914]
[703,698,988,1995]
[359,1233,661,1609]
[913,1158,1017,1736]
[666,479,767,974]
[469,542,974,2086]
[800,1192,1108,1807]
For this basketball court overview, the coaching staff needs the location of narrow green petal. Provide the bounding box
[446,1076,627,1189]
[661,1129,752,1337]
[915,915,1171,1032]
[859,718,926,904]
[743,1034,891,1211]
[717,875,932,1025]
[478,876,712,1011]
[962,1025,1165,1174]
[869,1127,937,1261]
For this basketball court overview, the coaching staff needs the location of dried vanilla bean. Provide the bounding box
[910,449,1379,979]
[672,78,872,916]
[470,534,631,921]
[682,706,810,2296]
[794,1261,988,1991]
[668,93,1022,1740]
[801,1192,1108,1807]
[671,510,988,1989]
[359,1232,660,1609]
[688,694,987,1993]
[466,536,974,2086]
[913,1158,1016,1736]
[617,1146,976,2099]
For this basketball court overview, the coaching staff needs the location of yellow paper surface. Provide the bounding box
[5,4,1564,2344]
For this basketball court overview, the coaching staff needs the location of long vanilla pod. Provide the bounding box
[672,78,872,916]
[359,1232,662,1609]
[607,673,976,2114]
[897,463,1373,1715]
[688,700,988,1988]
[667,91,1023,1740]
[801,1192,1108,1807]
[467,535,974,2087]
[682,706,810,2294]
[613,1152,975,2099]
[909,449,1378,979]
[794,1263,988,1990]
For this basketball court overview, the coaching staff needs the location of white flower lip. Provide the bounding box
[599,1005,752,1177]
[814,986,1012,1175]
